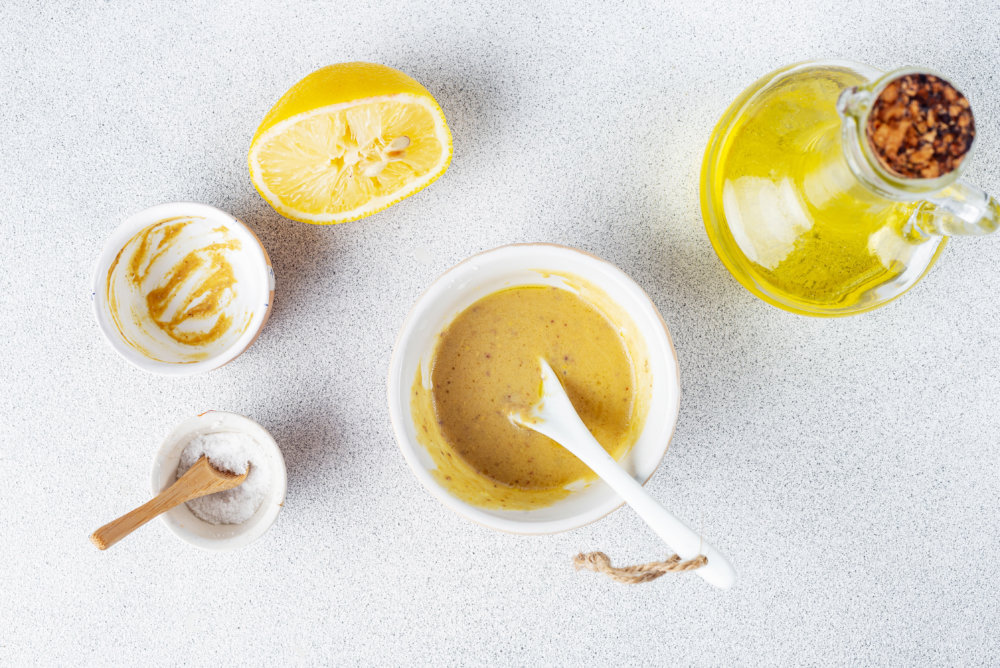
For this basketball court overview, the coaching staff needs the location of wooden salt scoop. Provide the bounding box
[90,456,249,550]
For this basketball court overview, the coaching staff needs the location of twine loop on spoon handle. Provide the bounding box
[574,551,708,584]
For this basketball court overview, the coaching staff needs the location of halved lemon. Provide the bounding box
[248,63,452,225]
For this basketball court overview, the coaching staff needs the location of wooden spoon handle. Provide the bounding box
[90,475,201,550]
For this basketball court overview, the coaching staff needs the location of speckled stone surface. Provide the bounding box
[2,1,999,665]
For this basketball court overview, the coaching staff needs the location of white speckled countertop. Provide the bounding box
[2,1,998,664]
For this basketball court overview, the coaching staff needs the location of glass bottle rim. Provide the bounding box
[840,66,976,196]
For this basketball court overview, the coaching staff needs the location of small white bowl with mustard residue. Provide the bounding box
[387,243,682,535]
[93,202,275,375]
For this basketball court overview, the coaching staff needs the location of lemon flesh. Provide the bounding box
[248,64,452,225]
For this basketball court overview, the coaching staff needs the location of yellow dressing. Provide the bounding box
[411,285,646,510]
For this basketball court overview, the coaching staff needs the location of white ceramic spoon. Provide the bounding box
[511,358,737,590]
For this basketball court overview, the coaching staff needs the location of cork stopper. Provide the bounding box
[865,73,975,179]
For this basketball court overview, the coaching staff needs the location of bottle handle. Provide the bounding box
[915,181,1000,237]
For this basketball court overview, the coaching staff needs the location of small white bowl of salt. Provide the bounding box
[151,411,286,551]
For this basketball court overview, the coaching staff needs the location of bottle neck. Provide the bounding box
[836,68,968,202]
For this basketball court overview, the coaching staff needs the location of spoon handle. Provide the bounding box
[525,359,736,589]
[578,445,736,590]
[90,457,242,550]
[90,477,199,550]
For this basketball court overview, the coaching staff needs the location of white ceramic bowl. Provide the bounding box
[150,411,287,551]
[387,243,681,534]
[92,202,275,375]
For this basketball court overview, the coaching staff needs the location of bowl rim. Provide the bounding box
[150,410,287,552]
[386,242,680,535]
[91,201,275,376]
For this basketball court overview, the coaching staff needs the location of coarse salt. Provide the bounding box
[176,432,270,525]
